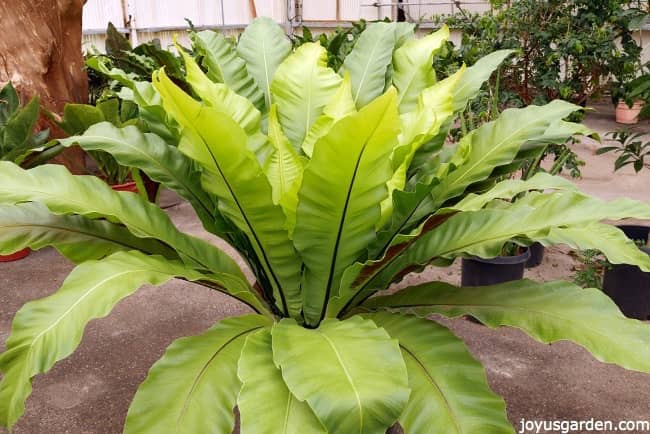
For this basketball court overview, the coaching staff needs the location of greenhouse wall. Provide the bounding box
[81,0,650,63]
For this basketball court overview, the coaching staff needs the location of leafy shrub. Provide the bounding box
[438,0,645,106]
[86,22,187,104]
[598,128,650,173]
[2,18,650,434]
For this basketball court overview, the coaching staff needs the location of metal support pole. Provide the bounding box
[121,0,138,46]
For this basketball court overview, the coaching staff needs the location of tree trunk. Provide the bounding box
[0,0,87,173]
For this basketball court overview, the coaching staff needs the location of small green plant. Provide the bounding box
[0,82,59,168]
[57,98,139,185]
[598,128,650,173]
[573,236,647,289]
[86,22,187,104]
[572,249,609,289]
[2,19,650,434]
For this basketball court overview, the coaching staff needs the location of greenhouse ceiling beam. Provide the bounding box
[361,1,488,5]
[83,24,249,35]
[81,20,446,35]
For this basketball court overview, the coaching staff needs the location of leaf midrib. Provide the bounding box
[7,267,166,424]
[28,268,162,351]
[319,106,389,323]
[352,33,389,106]
[400,344,463,434]
[192,112,290,315]
[0,184,214,270]
[361,198,592,302]
[435,111,569,205]
[322,332,363,434]
[379,302,618,344]
[0,222,164,254]
[173,326,265,433]
[70,134,215,222]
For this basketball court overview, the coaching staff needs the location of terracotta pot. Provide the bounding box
[0,247,31,262]
[615,100,644,124]
[111,181,138,193]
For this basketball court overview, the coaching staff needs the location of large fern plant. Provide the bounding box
[2,18,650,434]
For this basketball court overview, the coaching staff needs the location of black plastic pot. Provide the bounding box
[461,248,531,287]
[603,245,650,320]
[525,242,545,268]
[617,224,650,244]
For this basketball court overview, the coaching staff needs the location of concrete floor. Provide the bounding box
[1,101,650,433]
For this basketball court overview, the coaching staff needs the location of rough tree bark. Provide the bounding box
[0,0,88,172]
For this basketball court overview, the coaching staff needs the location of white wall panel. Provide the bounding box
[79,0,650,67]
[464,2,491,13]
[134,0,224,28]
[255,0,286,21]
[303,0,337,21]
[83,0,125,31]
[341,0,381,21]
[82,34,108,53]
[223,0,254,24]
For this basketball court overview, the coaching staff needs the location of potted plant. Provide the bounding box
[57,97,161,200]
[520,136,589,268]
[597,129,650,318]
[0,82,62,261]
[601,229,650,320]
[611,69,650,124]
[76,24,188,203]
[86,22,187,104]
[461,243,531,286]
[3,19,650,433]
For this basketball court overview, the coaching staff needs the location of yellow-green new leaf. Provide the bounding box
[154,72,302,318]
[271,42,342,149]
[363,280,650,374]
[409,50,515,171]
[0,251,220,429]
[343,22,401,108]
[237,17,292,109]
[180,47,262,137]
[428,101,582,211]
[366,312,514,434]
[237,329,327,434]
[452,49,515,112]
[124,314,271,434]
[381,67,465,225]
[264,105,304,235]
[294,90,400,326]
[393,25,449,113]
[192,30,265,110]
[178,47,272,164]
[271,317,410,434]
[302,72,356,157]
